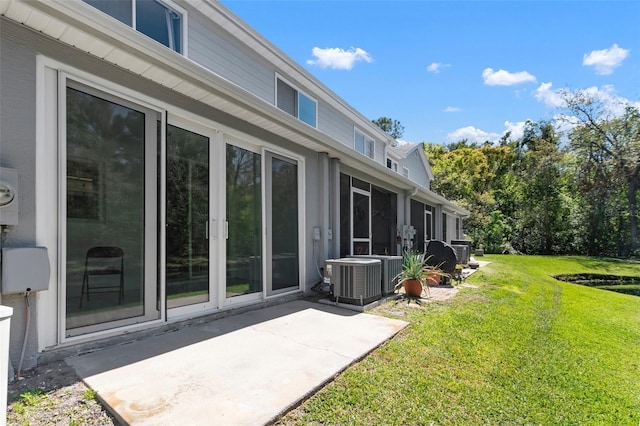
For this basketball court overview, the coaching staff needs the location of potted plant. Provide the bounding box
[395,251,449,297]
[393,252,426,297]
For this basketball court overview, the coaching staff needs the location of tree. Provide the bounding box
[424,142,517,251]
[512,120,572,254]
[561,91,640,256]
[372,117,404,142]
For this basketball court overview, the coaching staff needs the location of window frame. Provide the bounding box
[61,74,164,339]
[354,128,375,160]
[84,0,188,54]
[402,166,410,178]
[386,158,398,172]
[274,74,318,128]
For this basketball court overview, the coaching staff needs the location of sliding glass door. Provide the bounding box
[166,123,211,309]
[266,152,300,295]
[226,145,262,299]
[64,81,159,336]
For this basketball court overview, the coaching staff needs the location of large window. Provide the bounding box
[276,77,317,127]
[355,129,374,159]
[84,0,185,53]
[64,82,160,336]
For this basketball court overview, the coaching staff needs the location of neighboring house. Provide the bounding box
[0,0,469,370]
[386,142,464,253]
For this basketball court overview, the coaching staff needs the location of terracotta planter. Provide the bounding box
[402,279,423,297]
[425,271,441,287]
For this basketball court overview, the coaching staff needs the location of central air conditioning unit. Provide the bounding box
[451,245,469,266]
[325,258,381,305]
[350,255,402,295]
[451,240,472,265]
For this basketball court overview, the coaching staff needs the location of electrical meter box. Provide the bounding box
[0,167,19,226]
[1,247,50,294]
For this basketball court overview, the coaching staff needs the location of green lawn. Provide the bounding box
[280,255,640,425]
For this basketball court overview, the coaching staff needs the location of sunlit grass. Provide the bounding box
[280,255,640,425]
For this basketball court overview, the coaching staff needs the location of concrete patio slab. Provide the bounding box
[67,300,408,425]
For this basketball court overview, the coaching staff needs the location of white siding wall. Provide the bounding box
[185,4,387,166]
[186,5,275,103]
[403,150,429,188]
[318,103,355,148]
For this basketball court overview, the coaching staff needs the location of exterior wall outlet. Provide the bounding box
[313,227,321,241]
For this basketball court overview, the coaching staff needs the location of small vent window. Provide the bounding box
[355,129,374,159]
[84,0,185,54]
[276,77,317,128]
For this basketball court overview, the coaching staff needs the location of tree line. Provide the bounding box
[405,91,638,258]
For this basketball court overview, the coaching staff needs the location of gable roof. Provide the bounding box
[387,143,434,181]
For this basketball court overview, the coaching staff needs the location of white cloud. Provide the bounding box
[482,68,537,86]
[443,106,462,112]
[502,121,528,141]
[306,47,372,70]
[578,84,640,115]
[583,44,629,75]
[534,82,640,114]
[427,62,450,73]
[533,82,566,108]
[447,126,501,143]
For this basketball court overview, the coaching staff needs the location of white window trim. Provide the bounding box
[354,128,375,160]
[402,166,410,178]
[274,73,318,128]
[350,185,371,256]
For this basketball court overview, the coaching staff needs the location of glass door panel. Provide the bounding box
[226,145,262,298]
[352,190,370,255]
[267,153,299,294]
[65,85,158,335]
[166,124,209,308]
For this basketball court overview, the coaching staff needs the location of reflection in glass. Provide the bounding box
[226,145,262,297]
[166,125,209,308]
[66,87,145,329]
[298,93,316,127]
[270,156,298,291]
[136,0,182,52]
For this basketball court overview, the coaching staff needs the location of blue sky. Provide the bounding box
[221,1,640,145]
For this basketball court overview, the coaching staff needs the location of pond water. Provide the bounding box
[554,274,640,297]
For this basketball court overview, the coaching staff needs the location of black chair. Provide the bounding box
[79,246,124,307]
